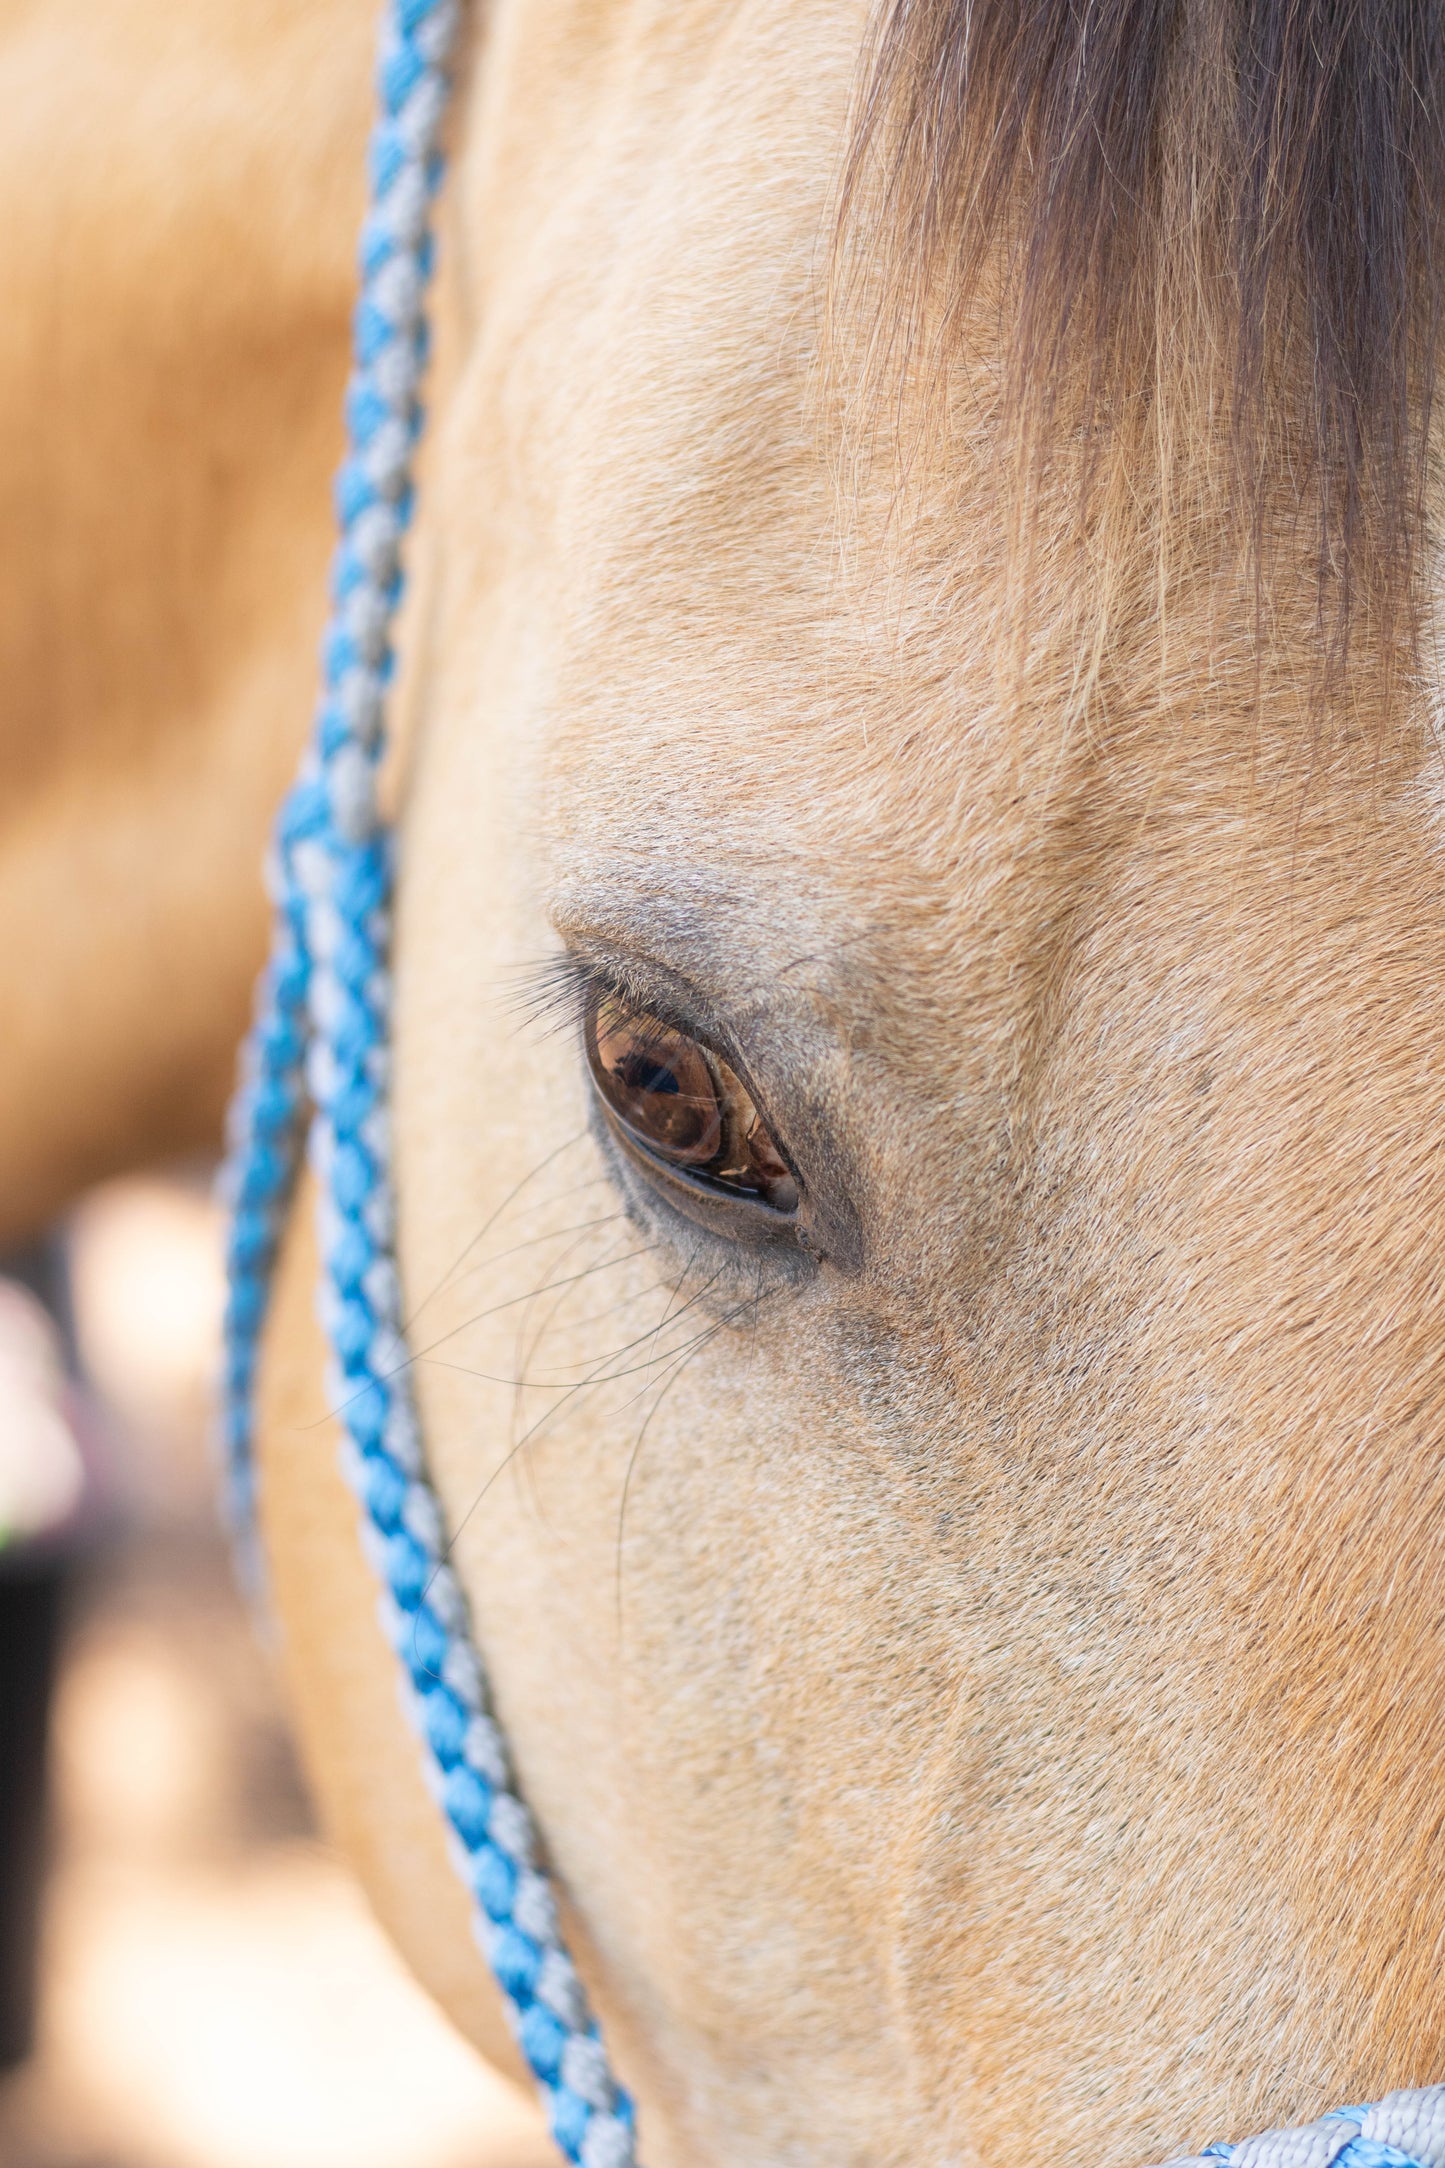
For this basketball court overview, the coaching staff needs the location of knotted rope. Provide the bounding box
[217,4,1445,2164]
[219,5,634,2163]
[1163,2092,1445,2168]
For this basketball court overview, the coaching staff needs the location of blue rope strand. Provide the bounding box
[219,6,637,2163]
[216,7,1445,2167]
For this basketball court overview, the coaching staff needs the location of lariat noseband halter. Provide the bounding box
[220,4,1445,2163]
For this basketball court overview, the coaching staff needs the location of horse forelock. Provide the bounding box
[836,0,1445,725]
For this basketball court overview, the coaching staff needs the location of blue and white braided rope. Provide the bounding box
[217,4,1444,2165]
[219,5,636,2164]
[1162,2090,1445,2168]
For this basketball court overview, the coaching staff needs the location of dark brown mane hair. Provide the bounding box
[843,0,1445,689]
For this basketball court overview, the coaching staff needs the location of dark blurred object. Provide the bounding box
[0,1553,65,2071]
[0,1177,551,2168]
[0,1234,84,2076]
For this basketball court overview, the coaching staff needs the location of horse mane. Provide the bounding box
[843,0,1445,690]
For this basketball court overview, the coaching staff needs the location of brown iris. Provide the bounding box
[586,991,799,1213]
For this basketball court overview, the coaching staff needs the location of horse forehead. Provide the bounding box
[448,0,1445,1009]
[443,1,1182,939]
[454,0,907,688]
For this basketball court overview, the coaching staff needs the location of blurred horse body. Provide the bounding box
[7,4,1445,2166]
[0,0,369,1238]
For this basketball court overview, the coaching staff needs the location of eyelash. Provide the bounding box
[509,950,604,1038]
[511,951,716,1065]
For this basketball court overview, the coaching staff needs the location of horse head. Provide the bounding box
[7,2,1445,2163]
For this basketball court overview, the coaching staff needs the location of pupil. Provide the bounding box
[619,1056,680,1097]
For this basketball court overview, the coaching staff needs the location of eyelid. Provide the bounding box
[515,950,714,1054]
[526,946,766,1109]
[602,1124,809,1251]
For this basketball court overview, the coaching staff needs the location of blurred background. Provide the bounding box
[0,1168,552,2168]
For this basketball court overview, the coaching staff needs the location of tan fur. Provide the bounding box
[0,0,369,1239]
[9,4,1445,2165]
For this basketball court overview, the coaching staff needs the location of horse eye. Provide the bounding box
[586,992,799,1214]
